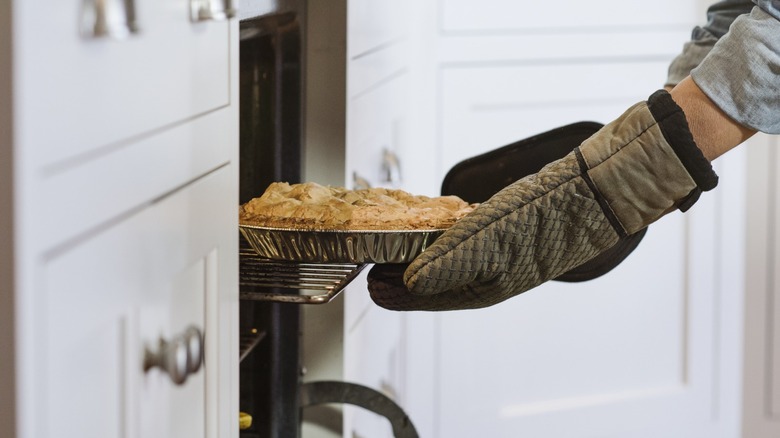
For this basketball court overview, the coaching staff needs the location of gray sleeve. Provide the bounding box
[753,0,780,20]
[665,0,755,87]
[691,6,780,134]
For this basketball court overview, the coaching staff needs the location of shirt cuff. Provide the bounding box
[691,6,780,134]
[665,30,719,88]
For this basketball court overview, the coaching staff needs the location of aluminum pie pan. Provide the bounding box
[239,224,445,264]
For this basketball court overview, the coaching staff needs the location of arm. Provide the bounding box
[670,76,755,161]
[687,6,780,136]
[366,3,774,312]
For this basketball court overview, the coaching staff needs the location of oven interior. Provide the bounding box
[237,6,418,437]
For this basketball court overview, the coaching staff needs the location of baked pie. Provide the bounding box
[239,182,476,230]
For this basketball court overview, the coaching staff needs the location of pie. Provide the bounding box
[239,182,476,230]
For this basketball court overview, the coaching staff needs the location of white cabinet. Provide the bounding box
[337,1,778,438]
[42,168,234,438]
[743,135,780,437]
[389,1,779,437]
[439,60,671,174]
[314,1,767,437]
[439,0,700,32]
[3,1,239,437]
[17,0,230,170]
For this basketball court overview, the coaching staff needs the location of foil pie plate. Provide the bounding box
[239,224,445,264]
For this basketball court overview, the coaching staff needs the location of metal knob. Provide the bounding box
[80,0,138,40]
[190,0,237,22]
[143,325,204,385]
[353,172,371,190]
[381,149,402,187]
[183,325,204,375]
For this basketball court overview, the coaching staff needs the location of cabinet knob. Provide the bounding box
[381,149,402,187]
[352,172,372,191]
[80,0,139,40]
[143,325,204,385]
[183,325,204,375]
[190,0,237,22]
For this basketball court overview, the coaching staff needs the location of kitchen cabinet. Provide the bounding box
[308,1,778,437]
[43,168,233,438]
[742,135,780,438]
[299,1,416,437]
[1,1,239,437]
[19,0,230,170]
[439,0,700,32]
[342,2,415,438]
[393,1,779,437]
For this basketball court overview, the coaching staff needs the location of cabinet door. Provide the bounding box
[39,166,236,438]
[348,0,409,59]
[17,0,231,171]
[744,136,780,438]
[407,170,732,438]
[440,0,699,32]
[344,301,406,438]
[418,59,733,437]
[346,74,409,190]
[438,60,670,181]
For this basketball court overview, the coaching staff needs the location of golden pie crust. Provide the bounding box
[239,182,476,230]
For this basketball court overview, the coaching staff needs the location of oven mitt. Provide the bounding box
[368,90,718,311]
[440,121,647,283]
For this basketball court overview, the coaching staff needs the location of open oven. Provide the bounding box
[237,2,418,437]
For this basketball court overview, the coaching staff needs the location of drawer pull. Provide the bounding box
[352,172,371,191]
[183,325,204,375]
[381,149,402,187]
[80,0,139,40]
[190,0,237,22]
[143,325,204,385]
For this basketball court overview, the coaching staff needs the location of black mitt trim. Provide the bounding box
[647,90,719,193]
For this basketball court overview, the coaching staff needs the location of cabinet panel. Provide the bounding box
[743,135,780,437]
[17,0,230,170]
[138,259,206,438]
[344,304,405,438]
[346,74,409,190]
[348,40,409,99]
[440,0,699,33]
[438,60,670,181]
[40,166,234,438]
[772,140,780,417]
[434,183,722,437]
[348,0,409,58]
[37,108,233,254]
[433,59,722,437]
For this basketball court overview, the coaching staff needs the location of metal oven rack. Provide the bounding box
[239,238,368,305]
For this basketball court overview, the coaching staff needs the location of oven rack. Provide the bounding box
[239,329,267,363]
[240,239,368,304]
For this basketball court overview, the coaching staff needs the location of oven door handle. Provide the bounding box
[299,381,419,438]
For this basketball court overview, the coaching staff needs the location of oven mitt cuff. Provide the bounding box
[368,90,717,311]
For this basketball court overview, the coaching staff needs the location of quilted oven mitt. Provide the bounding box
[368,90,718,311]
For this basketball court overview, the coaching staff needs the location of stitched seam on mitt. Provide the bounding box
[582,109,666,169]
[407,170,589,279]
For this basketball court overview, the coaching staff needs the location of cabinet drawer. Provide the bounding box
[17,0,231,170]
[348,0,408,58]
[37,107,234,254]
[440,0,700,32]
[39,166,235,438]
[346,74,408,190]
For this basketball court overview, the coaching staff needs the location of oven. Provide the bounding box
[237,2,305,436]
[237,3,418,437]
